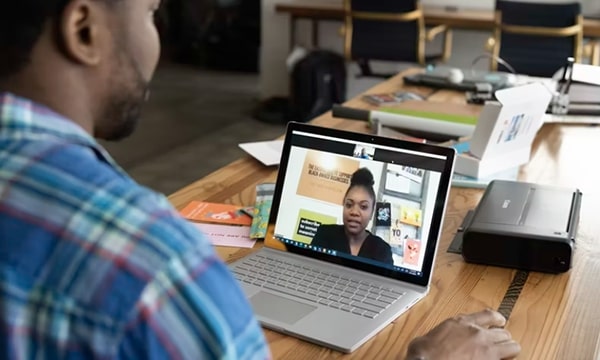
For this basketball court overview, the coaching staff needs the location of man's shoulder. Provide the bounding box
[0,137,215,316]
[39,141,205,253]
[1,137,211,287]
[9,138,157,200]
[29,139,127,184]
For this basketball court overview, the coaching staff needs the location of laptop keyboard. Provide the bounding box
[231,253,406,319]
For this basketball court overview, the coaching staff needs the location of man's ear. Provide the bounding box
[58,0,110,66]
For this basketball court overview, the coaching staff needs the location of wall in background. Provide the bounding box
[259,0,598,100]
[259,0,491,99]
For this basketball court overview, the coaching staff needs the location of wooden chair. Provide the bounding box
[342,0,452,78]
[490,1,586,77]
[587,40,600,65]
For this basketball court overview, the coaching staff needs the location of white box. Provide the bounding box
[455,83,552,179]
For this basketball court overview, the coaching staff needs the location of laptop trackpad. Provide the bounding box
[250,291,317,325]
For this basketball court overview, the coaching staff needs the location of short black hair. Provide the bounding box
[0,1,73,78]
[0,0,120,79]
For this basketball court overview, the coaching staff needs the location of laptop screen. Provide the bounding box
[265,123,456,287]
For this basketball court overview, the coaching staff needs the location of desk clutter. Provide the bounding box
[179,201,255,248]
[403,66,518,93]
[179,183,275,248]
[342,77,583,273]
[333,61,600,188]
[451,82,551,179]
[332,102,478,139]
[551,60,600,116]
[404,61,600,117]
[334,81,552,187]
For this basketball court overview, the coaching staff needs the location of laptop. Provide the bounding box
[229,122,456,352]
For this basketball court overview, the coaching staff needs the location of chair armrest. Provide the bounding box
[425,24,448,42]
[485,36,495,52]
[425,25,453,62]
[583,40,600,66]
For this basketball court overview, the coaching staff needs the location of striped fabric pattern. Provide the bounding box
[0,93,270,359]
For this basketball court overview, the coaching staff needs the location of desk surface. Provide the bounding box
[275,0,600,38]
[169,69,600,359]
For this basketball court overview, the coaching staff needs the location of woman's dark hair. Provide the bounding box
[345,167,376,205]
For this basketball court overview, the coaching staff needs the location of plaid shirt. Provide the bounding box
[0,93,270,360]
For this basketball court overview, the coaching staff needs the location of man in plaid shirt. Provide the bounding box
[0,0,520,359]
[0,0,270,358]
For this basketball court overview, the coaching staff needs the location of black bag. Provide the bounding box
[289,50,347,123]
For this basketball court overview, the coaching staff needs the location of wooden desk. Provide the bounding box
[169,69,600,359]
[275,1,600,48]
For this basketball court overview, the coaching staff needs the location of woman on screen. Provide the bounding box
[311,168,393,265]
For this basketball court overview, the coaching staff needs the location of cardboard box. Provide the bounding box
[454,83,552,178]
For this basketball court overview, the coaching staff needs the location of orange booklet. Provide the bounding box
[179,201,252,226]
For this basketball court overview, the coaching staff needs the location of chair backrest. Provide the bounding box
[493,0,582,77]
[344,0,425,65]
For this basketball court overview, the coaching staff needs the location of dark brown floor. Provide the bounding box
[100,63,287,195]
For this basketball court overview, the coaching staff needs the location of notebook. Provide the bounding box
[229,122,456,353]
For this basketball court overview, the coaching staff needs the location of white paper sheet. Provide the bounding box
[192,223,256,248]
[239,140,284,166]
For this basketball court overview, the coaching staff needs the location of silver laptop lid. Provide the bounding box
[264,122,456,287]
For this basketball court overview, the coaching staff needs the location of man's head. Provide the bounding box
[0,0,161,140]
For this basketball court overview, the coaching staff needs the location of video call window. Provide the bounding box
[352,145,375,160]
[273,133,444,275]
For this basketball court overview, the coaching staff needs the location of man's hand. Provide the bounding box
[405,309,521,360]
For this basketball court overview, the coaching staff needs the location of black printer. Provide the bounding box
[459,180,582,273]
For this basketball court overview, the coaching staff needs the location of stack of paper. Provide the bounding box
[180,201,255,248]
